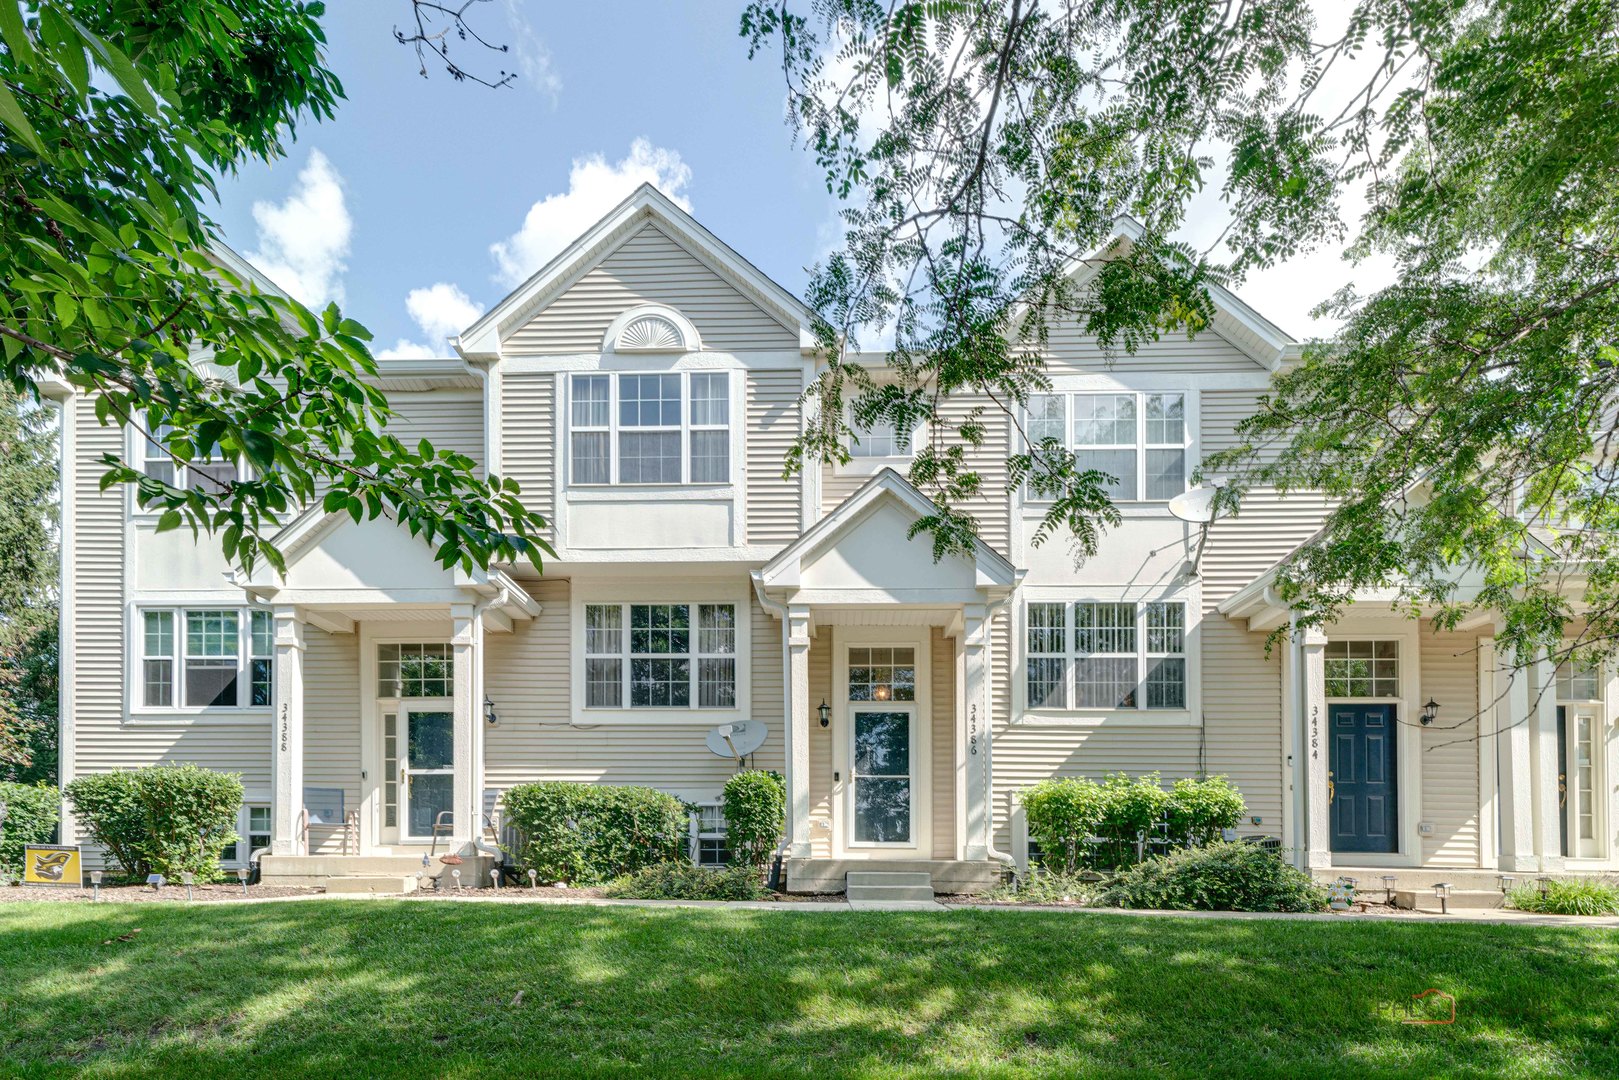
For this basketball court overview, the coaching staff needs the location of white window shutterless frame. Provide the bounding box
[1023,391,1193,503]
[567,371,732,486]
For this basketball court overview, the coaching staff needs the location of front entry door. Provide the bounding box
[1329,704,1399,853]
[850,708,915,845]
[402,703,455,841]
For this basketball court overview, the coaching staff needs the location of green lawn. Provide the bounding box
[1,901,1616,1078]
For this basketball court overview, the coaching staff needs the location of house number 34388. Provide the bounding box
[279,703,290,753]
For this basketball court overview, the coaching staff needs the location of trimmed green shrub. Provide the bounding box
[0,781,59,876]
[65,765,242,881]
[1509,878,1619,916]
[1095,771,1170,866]
[1022,777,1106,873]
[603,863,768,901]
[1165,775,1246,847]
[722,770,785,868]
[503,782,690,886]
[1099,841,1328,913]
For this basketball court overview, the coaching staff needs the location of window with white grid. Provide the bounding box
[692,803,729,867]
[1024,391,1190,503]
[138,418,243,493]
[568,371,732,486]
[1024,600,1188,711]
[1557,659,1604,702]
[137,607,273,711]
[582,602,738,710]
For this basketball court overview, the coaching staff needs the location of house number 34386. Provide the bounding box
[969,703,980,757]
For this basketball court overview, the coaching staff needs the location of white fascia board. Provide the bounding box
[457,183,816,360]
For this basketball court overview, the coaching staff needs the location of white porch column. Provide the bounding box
[961,603,991,861]
[1496,651,1538,871]
[1300,627,1332,870]
[1530,654,1565,872]
[784,603,813,858]
[270,608,305,856]
[451,604,484,850]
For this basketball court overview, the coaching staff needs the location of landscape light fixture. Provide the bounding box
[1382,874,1398,904]
[1498,874,1515,896]
[181,871,196,902]
[236,867,250,896]
[451,868,462,891]
[1537,876,1552,899]
[490,869,501,890]
[527,869,538,889]
[91,870,103,902]
[1419,698,1441,726]
[1433,882,1452,915]
[146,873,165,891]
[817,700,830,728]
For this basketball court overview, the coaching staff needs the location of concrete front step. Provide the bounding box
[848,872,933,888]
[847,884,938,903]
[1394,889,1505,912]
[787,858,1003,894]
[261,853,498,888]
[1320,867,1518,893]
[325,875,420,896]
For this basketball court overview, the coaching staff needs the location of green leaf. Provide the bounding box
[0,81,47,157]
[155,509,183,534]
[0,2,37,69]
[72,16,161,116]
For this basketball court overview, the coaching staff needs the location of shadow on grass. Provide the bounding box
[0,902,1615,1078]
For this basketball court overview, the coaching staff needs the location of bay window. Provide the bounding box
[139,608,273,710]
[1025,391,1190,502]
[1023,600,1187,711]
[584,602,738,709]
[568,371,731,486]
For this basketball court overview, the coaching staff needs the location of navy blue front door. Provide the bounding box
[1329,704,1398,853]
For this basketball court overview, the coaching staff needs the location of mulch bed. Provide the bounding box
[0,883,320,903]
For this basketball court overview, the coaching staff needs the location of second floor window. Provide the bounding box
[570,371,731,486]
[139,421,242,492]
[1026,391,1188,502]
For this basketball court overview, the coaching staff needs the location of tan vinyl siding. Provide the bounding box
[1420,628,1482,866]
[505,224,798,354]
[303,627,361,854]
[820,463,866,516]
[65,405,274,855]
[1197,391,1334,838]
[931,628,957,859]
[384,392,484,474]
[746,370,802,545]
[499,373,557,539]
[1044,325,1266,374]
[483,579,785,801]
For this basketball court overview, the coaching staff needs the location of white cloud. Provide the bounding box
[377,282,486,359]
[247,149,351,309]
[489,138,692,286]
[502,0,561,104]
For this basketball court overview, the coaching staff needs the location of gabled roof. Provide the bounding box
[456,183,819,359]
[755,468,1021,594]
[1051,216,1299,372]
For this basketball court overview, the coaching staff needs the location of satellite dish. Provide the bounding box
[704,720,768,761]
[1168,485,1219,524]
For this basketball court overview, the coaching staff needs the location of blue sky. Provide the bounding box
[210,2,1382,356]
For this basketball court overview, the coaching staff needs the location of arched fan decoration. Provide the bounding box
[617,314,686,351]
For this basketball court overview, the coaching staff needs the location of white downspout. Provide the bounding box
[982,590,1017,869]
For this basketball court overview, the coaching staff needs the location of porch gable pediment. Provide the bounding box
[756,470,1020,602]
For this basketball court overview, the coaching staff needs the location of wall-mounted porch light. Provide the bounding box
[1419,698,1441,725]
[817,700,830,728]
[484,696,499,726]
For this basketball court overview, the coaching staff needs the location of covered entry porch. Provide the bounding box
[229,507,538,882]
[754,470,1024,893]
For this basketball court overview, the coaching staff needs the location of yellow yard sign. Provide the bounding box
[23,845,82,887]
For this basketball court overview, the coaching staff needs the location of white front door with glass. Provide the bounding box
[377,642,456,846]
[837,638,931,856]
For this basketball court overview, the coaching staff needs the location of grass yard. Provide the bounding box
[0,902,1616,1078]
